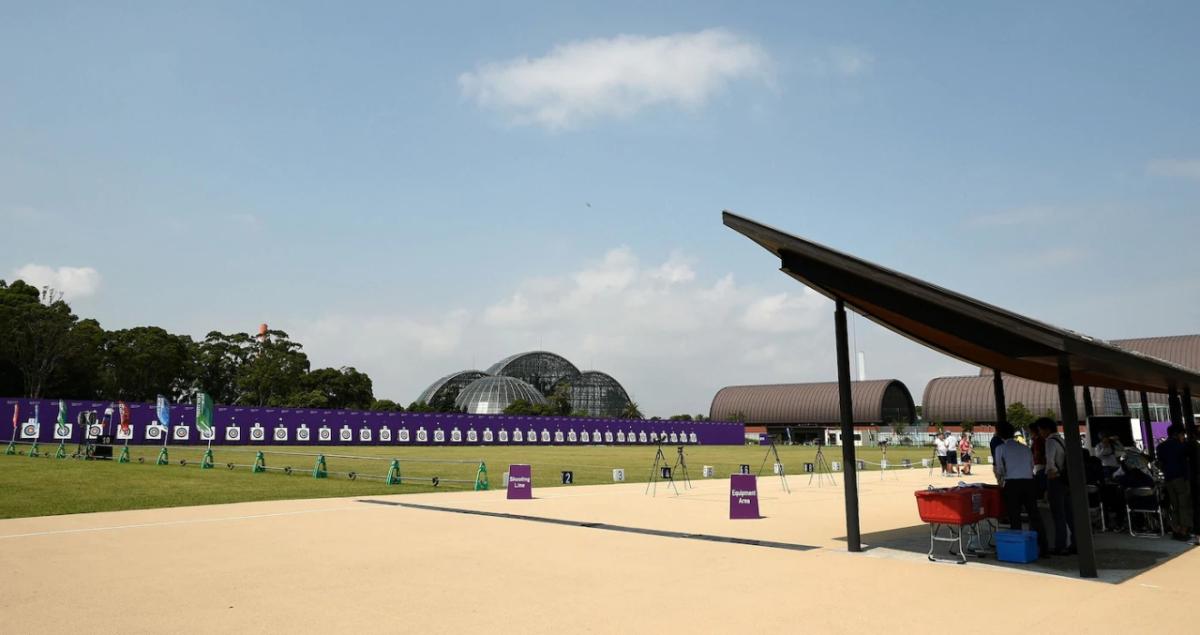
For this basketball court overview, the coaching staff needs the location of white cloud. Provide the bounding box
[11,264,101,300]
[1147,158,1200,181]
[459,28,771,129]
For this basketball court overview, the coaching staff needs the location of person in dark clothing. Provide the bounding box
[1036,417,1076,555]
[993,423,1050,556]
[990,422,1010,460]
[1156,424,1193,541]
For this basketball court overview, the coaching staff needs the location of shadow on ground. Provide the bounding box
[837,524,1193,584]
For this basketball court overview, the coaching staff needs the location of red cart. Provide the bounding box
[915,486,990,564]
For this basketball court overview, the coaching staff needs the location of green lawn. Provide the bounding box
[0,442,957,519]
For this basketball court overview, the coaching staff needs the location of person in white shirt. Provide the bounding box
[1037,417,1076,555]
[945,432,960,475]
[993,422,1049,556]
[934,433,949,476]
[1093,435,1124,480]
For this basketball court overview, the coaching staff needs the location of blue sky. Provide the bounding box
[3,2,1198,415]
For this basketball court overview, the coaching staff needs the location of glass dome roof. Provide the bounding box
[417,370,490,406]
[455,376,547,415]
[486,351,580,396]
[554,370,632,418]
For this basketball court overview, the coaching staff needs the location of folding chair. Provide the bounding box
[1086,484,1105,532]
[1125,486,1164,538]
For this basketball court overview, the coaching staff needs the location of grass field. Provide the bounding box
[0,442,970,519]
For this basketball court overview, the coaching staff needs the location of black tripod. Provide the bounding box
[756,437,791,493]
[808,443,837,487]
[645,442,680,497]
[672,445,693,489]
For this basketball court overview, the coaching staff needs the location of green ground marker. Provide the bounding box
[200,448,214,469]
[156,446,169,465]
[118,446,130,463]
[312,454,327,479]
[55,441,67,459]
[4,440,15,455]
[386,459,401,485]
[474,461,489,491]
[28,441,40,458]
[253,451,266,473]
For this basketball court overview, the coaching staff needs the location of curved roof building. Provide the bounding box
[455,376,547,415]
[709,380,916,425]
[554,371,631,418]
[921,334,1200,423]
[417,370,490,406]
[486,351,581,396]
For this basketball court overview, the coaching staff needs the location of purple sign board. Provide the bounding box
[729,474,760,519]
[507,464,532,499]
[2,397,746,447]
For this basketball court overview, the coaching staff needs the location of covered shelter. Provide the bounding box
[710,379,915,441]
[723,211,1200,578]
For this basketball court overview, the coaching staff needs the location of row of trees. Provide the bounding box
[0,280,380,409]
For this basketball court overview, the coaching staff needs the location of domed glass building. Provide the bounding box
[555,371,631,418]
[486,351,581,396]
[418,350,634,417]
[455,376,547,415]
[417,370,489,406]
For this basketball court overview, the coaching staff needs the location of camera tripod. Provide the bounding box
[809,443,837,487]
[756,437,790,493]
[645,442,680,497]
[672,445,693,489]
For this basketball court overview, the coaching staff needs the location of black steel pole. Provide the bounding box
[1140,391,1156,459]
[1181,386,1200,530]
[1056,357,1098,578]
[1082,386,1095,419]
[1168,388,1183,429]
[992,370,1007,424]
[835,299,861,552]
[1117,390,1130,416]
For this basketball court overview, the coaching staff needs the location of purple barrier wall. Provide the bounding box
[2,398,745,446]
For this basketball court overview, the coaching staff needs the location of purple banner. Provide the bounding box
[507,464,532,500]
[729,474,760,519]
[2,398,745,446]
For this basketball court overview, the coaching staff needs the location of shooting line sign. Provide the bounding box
[507,464,532,500]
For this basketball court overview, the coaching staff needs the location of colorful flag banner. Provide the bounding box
[195,392,213,435]
[102,406,113,433]
[156,395,170,426]
[118,402,131,434]
[10,403,17,431]
[56,400,70,438]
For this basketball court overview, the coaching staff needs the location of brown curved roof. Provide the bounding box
[924,375,1102,424]
[709,380,914,425]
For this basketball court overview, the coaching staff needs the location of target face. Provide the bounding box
[605,432,614,443]
[173,426,190,441]
[21,423,38,439]
[450,429,461,443]
[581,431,590,443]
[483,429,493,443]
[433,429,445,443]
[617,431,625,443]
[359,428,371,442]
[250,425,265,441]
[146,426,162,440]
[416,428,427,443]
[319,427,332,442]
[55,424,73,440]
[688,432,698,443]
[199,428,214,441]
[466,430,477,443]
[398,428,409,442]
[226,427,241,441]
[638,432,648,443]
[297,427,310,442]
[379,428,392,442]
[274,427,288,441]
[117,426,134,440]
[339,427,352,442]
[541,430,551,443]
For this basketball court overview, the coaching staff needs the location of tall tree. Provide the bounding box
[0,283,77,398]
[620,401,643,419]
[98,327,194,401]
[236,329,310,406]
[297,366,374,409]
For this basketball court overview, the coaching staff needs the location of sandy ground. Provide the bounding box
[1,467,1196,634]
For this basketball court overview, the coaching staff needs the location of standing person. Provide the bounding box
[1032,426,1048,499]
[959,433,974,476]
[1037,417,1076,555]
[1156,424,1194,542]
[945,430,960,476]
[994,422,1049,556]
[935,432,949,476]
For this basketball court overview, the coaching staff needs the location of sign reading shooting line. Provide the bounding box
[507,464,532,500]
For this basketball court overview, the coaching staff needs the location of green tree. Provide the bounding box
[235,329,310,406]
[0,283,78,398]
[503,399,536,416]
[370,399,404,412]
[429,386,462,412]
[620,401,643,419]
[669,414,693,421]
[546,382,573,416]
[98,326,193,401]
[189,331,255,404]
[295,366,374,409]
[961,419,975,434]
[407,401,436,413]
[1006,402,1036,430]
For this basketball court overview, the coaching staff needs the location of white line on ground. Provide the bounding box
[0,506,361,540]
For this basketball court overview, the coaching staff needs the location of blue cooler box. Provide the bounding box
[995,529,1039,563]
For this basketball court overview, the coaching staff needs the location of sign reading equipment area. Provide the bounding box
[729,474,760,519]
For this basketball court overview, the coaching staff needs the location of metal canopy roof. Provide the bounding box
[723,211,1200,394]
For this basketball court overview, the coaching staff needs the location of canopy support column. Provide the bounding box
[1140,391,1156,460]
[1056,357,1097,578]
[1117,390,1130,416]
[1182,386,1199,530]
[835,299,861,552]
[1082,386,1095,419]
[992,370,1006,424]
